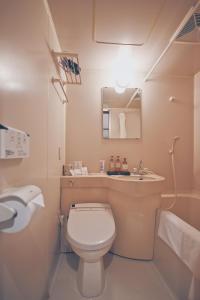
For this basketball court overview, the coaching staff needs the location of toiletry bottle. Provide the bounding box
[99,160,105,173]
[115,156,121,172]
[109,156,115,171]
[122,158,128,171]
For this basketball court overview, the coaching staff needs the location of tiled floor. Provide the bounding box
[49,253,176,300]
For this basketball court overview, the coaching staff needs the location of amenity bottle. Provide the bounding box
[115,156,121,172]
[121,158,128,171]
[109,156,115,171]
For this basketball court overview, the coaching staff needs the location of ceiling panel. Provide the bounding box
[94,0,165,45]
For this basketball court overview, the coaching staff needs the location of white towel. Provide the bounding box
[158,210,200,300]
[158,210,200,279]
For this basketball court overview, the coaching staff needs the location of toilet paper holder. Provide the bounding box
[0,185,45,232]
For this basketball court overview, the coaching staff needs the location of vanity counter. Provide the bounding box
[61,173,165,196]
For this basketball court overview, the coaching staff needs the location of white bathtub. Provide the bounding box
[154,193,200,300]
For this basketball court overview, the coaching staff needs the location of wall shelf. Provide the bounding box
[52,51,81,85]
[51,50,81,104]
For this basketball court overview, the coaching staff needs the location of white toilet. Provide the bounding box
[65,202,116,298]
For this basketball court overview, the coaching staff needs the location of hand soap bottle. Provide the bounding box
[121,158,128,171]
[115,156,121,172]
[109,156,115,171]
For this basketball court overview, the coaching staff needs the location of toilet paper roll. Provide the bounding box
[1,193,45,233]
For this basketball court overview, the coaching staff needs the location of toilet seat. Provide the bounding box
[66,203,115,251]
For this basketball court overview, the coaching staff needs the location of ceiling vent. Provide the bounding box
[176,10,200,41]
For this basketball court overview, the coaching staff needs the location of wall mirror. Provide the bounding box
[102,87,142,139]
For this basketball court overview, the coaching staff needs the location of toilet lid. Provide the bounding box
[66,203,115,251]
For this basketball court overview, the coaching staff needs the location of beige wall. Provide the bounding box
[194,72,200,190]
[0,1,65,300]
[66,69,193,192]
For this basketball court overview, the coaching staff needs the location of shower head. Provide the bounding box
[169,136,180,154]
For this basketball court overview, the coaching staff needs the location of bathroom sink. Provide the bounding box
[113,174,165,182]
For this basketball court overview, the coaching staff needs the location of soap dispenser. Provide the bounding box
[121,158,128,171]
[115,156,121,172]
[109,156,115,171]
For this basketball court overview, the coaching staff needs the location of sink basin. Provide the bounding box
[112,173,165,182]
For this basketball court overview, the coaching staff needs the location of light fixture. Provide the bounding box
[112,46,133,94]
[114,85,125,94]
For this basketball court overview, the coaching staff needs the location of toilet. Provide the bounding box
[65,202,116,298]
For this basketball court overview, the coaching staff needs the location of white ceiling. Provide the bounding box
[94,0,165,45]
[48,0,200,78]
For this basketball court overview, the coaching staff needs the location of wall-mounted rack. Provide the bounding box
[51,51,81,104]
[51,77,68,104]
[52,51,81,85]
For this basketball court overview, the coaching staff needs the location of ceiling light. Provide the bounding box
[114,84,125,94]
